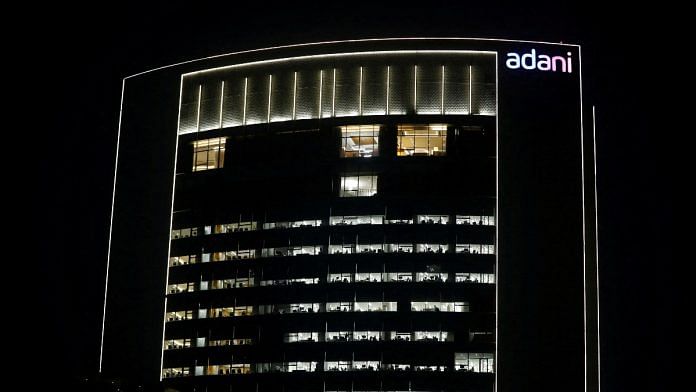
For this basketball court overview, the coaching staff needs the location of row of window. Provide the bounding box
[169,244,494,267]
[163,353,493,378]
[172,215,494,239]
[192,124,453,172]
[168,272,494,294]
[165,331,452,350]
[167,301,469,321]
[285,331,453,343]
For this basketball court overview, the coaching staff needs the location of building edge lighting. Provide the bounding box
[160,74,185,381]
[99,78,126,374]
[494,52,499,392]
[578,45,588,392]
[592,105,601,392]
[123,38,579,80]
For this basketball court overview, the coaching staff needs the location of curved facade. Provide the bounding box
[102,39,599,392]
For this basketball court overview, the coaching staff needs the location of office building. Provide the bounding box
[101,38,600,392]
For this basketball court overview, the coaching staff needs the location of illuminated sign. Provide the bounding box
[505,49,573,73]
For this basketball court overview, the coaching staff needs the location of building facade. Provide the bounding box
[101,39,599,392]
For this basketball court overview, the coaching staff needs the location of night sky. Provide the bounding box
[38,2,671,390]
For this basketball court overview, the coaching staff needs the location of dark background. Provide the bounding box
[37,2,672,390]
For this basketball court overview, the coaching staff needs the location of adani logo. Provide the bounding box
[506,49,573,73]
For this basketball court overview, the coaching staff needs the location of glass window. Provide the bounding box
[385,243,413,253]
[325,360,352,371]
[284,332,319,343]
[415,272,448,282]
[414,331,450,342]
[326,331,353,342]
[169,255,197,267]
[355,272,382,282]
[353,360,380,371]
[340,125,380,157]
[411,301,469,312]
[330,215,384,225]
[389,331,412,341]
[385,272,413,282]
[397,124,447,156]
[455,272,495,284]
[456,215,495,226]
[456,244,495,255]
[327,302,353,312]
[287,361,317,372]
[340,175,377,197]
[328,273,352,283]
[357,243,383,253]
[329,244,355,255]
[355,331,382,341]
[454,353,495,373]
[192,137,226,171]
[355,301,397,312]
[417,214,449,224]
[416,243,448,253]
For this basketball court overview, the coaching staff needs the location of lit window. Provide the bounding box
[397,124,447,156]
[284,332,319,343]
[454,352,494,373]
[192,137,226,171]
[340,125,380,157]
[340,175,377,197]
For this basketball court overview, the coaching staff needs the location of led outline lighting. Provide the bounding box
[160,74,184,381]
[219,81,225,128]
[592,105,601,392]
[242,75,249,125]
[292,71,297,120]
[494,52,499,392]
[318,70,324,118]
[469,65,473,115]
[386,65,390,115]
[99,78,125,373]
[267,74,272,123]
[195,85,202,131]
[441,65,445,115]
[178,50,497,134]
[358,66,363,116]
[413,65,418,111]
[578,45,593,392]
[123,38,579,80]
[332,68,336,117]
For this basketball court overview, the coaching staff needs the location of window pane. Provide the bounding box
[397,124,447,156]
[340,125,379,158]
[192,137,227,172]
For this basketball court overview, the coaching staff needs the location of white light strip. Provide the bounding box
[242,77,248,125]
[127,38,577,79]
[441,65,445,115]
[318,70,323,118]
[195,84,202,132]
[413,65,418,111]
[183,49,491,78]
[494,52,499,392]
[592,104,601,392]
[386,65,390,115]
[160,74,185,381]
[359,66,363,116]
[219,80,225,128]
[267,74,272,123]
[579,46,588,392]
[99,78,126,373]
[469,65,473,115]
[332,68,336,117]
[292,71,297,120]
